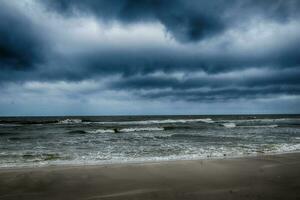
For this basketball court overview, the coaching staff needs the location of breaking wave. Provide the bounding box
[120,127,164,132]
[72,127,165,134]
[1,115,299,168]
[239,125,278,128]
[221,123,278,128]
[86,129,115,134]
[94,118,214,125]
[272,143,300,153]
[58,119,82,124]
[222,123,236,128]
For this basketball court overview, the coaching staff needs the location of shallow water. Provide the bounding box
[0,115,299,167]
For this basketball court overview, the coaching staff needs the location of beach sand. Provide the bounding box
[0,153,300,200]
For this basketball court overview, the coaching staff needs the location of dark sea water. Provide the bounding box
[0,115,300,168]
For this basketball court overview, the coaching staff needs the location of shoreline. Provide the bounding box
[1,151,299,171]
[1,152,300,199]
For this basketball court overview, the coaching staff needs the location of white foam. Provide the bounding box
[222,123,236,128]
[87,129,115,134]
[2,142,300,168]
[86,127,164,134]
[94,118,214,125]
[58,119,82,124]
[222,118,300,123]
[120,127,164,132]
[239,125,278,128]
[273,143,300,153]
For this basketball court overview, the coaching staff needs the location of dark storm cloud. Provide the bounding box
[110,68,300,90]
[31,0,300,83]
[138,86,300,102]
[1,0,300,79]
[42,0,226,42]
[42,0,300,42]
[0,0,300,109]
[37,40,300,82]
[108,67,300,101]
[0,2,44,71]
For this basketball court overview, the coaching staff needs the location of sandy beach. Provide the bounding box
[0,153,299,200]
[1,0,300,199]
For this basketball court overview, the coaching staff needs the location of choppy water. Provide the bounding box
[0,115,300,168]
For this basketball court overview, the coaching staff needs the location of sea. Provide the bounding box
[0,115,299,168]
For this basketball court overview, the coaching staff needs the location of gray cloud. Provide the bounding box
[0,0,300,114]
[0,2,45,71]
[42,0,226,42]
[108,67,300,101]
[110,68,300,90]
[42,0,300,42]
[138,86,300,102]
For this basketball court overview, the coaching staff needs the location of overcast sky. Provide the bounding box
[0,0,300,116]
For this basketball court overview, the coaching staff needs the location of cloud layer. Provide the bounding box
[0,0,300,115]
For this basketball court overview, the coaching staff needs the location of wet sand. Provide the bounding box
[0,153,300,200]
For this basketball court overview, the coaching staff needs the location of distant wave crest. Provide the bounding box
[84,127,164,134]
[239,125,278,128]
[222,123,278,128]
[95,118,214,125]
[87,129,115,134]
[120,127,164,132]
[222,123,236,128]
[58,119,82,124]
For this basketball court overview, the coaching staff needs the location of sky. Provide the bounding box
[0,0,300,116]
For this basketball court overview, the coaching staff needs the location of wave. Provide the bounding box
[86,129,115,134]
[221,123,278,128]
[222,123,236,128]
[239,125,278,128]
[94,118,214,125]
[166,133,206,139]
[271,143,300,153]
[120,127,164,132]
[219,118,300,124]
[58,119,82,124]
[52,118,215,125]
[82,127,164,134]
[214,117,299,129]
